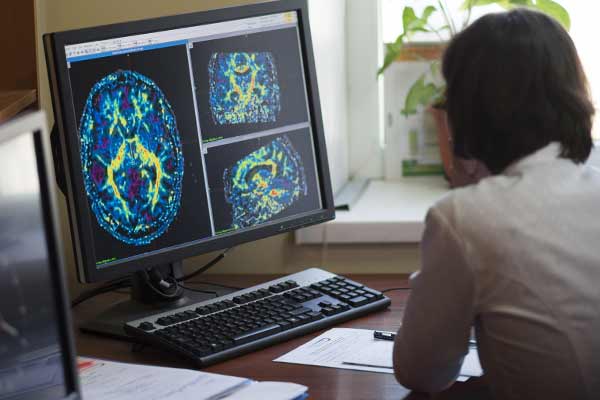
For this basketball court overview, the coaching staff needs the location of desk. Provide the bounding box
[73,274,488,400]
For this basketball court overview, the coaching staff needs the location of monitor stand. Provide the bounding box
[79,261,236,341]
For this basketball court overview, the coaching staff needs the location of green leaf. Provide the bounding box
[460,0,505,10]
[401,76,443,117]
[533,0,570,30]
[422,5,437,22]
[429,60,442,77]
[378,42,404,76]
[403,7,418,34]
[508,0,533,6]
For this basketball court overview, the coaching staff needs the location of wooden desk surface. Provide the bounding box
[73,274,488,400]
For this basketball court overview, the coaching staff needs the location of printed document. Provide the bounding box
[274,328,482,380]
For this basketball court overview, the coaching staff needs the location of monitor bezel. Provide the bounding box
[0,111,82,400]
[44,0,335,283]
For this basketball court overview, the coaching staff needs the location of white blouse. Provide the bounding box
[393,143,600,399]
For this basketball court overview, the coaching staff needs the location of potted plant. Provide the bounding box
[378,0,570,186]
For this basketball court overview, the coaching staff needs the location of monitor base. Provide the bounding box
[80,284,236,341]
[80,261,235,340]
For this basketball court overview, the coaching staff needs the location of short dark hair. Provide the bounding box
[442,8,595,174]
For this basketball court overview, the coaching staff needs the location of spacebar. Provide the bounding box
[233,324,282,345]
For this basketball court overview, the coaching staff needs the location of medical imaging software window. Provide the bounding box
[65,12,323,267]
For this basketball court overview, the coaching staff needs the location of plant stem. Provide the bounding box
[426,24,446,42]
[463,0,473,29]
[437,0,456,36]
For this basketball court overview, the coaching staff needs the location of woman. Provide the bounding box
[393,8,599,399]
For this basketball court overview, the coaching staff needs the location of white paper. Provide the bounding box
[343,332,395,369]
[222,381,307,400]
[460,347,483,377]
[274,328,395,374]
[275,328,483,380]
[77,357,249,400]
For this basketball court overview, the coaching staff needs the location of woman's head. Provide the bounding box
[442,8,594,174]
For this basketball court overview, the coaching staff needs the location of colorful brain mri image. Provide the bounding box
[79,70,184,246]
[223,136,307,230]
[209,52,281,125]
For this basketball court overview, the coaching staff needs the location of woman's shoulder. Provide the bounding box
[431,174,520,232]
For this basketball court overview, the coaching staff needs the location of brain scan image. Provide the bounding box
[209,52,281,125]
[79,70,184,246]
[223,135,307,229]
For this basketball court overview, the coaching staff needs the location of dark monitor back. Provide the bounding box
[0,113,80,400]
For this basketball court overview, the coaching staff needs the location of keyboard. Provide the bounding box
[124,268,391,367]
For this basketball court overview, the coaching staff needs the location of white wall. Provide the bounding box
[346,0,385,181]
[308,0,349,194]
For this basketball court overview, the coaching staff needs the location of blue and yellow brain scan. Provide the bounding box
[223,136,307,229]
[209,52,281,125]
[79,70,184,246]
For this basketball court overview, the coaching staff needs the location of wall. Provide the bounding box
[34,0,420,298]
[308,0,349,194]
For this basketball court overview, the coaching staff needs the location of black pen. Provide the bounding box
[373,330,396,341]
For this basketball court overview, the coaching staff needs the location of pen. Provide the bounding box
[373,331,396,341]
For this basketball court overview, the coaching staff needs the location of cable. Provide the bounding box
[71,249,231,308]
[185,280,244,291]
[382,287,411,294]
[176,282,219,297]
[142,270,183,300]
[177,249,231,282]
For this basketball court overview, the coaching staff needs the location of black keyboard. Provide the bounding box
[124,268,391,367]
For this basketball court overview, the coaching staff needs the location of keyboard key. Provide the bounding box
[138,322,155,331]
[283,280,299,289]
[332,304,347,313]
[321,307,335,316]
[297,314,311,324]
[195,307,210,315]
[156,317,172,326]
[306,311,324,321]
[233,324,282,345]
[347,296,369,307]
[278,320,292,330]
[364,289,383,298]
[289,307,312,316]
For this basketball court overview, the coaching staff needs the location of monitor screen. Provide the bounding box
[58,9,327,271]
[0,130,73,400]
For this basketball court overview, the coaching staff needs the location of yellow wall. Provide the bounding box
[34,0,419,298]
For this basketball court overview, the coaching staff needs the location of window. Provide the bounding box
[298,0,599,244]
[382,0,600,139]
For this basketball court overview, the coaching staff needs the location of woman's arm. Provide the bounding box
[393,205,477,393]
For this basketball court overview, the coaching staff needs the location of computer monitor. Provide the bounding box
[0,112,81,400]
[44,0,334,336]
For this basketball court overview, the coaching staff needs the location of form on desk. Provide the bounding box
[275,328,482,381]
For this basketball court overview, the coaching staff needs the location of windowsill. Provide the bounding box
[296,176,449,244]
